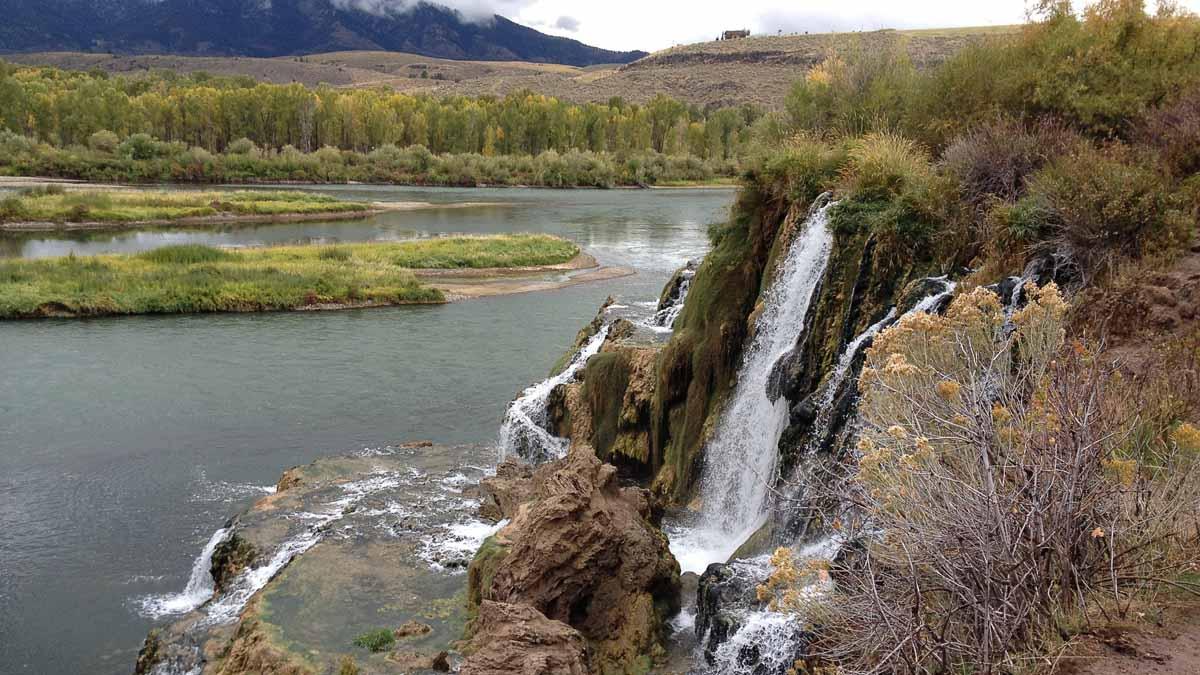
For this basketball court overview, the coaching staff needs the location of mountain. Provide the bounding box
[0,0,647,66]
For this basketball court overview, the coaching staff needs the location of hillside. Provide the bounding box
[0,0,646,67]
[9,27,1014,110]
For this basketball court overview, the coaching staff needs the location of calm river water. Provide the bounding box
[0,186,733,674]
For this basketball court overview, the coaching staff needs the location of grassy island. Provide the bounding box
[0,234,580,318]
[0,187,374,230]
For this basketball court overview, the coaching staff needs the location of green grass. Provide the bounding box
[351,629,395,653]
[0,234,579,318]
[384,234,579,269]
[0,189,370,224]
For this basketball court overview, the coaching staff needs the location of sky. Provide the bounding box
[406,0,1200,53]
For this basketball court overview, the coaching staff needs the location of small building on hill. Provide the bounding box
[721,29,750,40]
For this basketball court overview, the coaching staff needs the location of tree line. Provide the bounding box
[0,64,759,160]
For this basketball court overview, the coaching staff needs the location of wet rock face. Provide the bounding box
[210,532,257,594]
[695,560,811,675]
[656,260,699,315]
[468,450,681,673]
[460,601,589,675]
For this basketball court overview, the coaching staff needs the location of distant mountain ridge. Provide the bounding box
[0,0,647,66]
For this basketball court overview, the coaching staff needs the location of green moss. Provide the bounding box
[650,184,790,500]
[463,535,509,639]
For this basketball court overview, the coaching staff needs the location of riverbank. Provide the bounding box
[0,235,586,318]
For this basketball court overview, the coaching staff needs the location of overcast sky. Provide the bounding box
[425,0,1200,53]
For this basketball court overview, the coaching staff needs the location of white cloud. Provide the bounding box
[331,0,538,22]
[553,15,580,31]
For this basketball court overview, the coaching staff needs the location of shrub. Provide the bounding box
[827,133,951,254]
[87,130,120,154]
[785,37,918,137]
[226,137,258,156]
[841,132,931,196]
[939,117,1078,208]
[1027,145,1189,280]
[746,134,846,203]
[352,628,395,653]
[119,133,159,161]
[1135,86,1200,178]
[137,244,234,265]
[792,285,1200,673]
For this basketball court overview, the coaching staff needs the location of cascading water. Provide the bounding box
[695,277,961,674]
[135,527,230,619]
[649,267,695,330]
[670,198,836,575]
[497,324,610,464]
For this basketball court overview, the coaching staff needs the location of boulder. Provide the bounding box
[460,601,589,675]
[468,450,680,672]
[478,459,534,522]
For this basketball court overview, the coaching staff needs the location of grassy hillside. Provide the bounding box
[8,27,1009,110]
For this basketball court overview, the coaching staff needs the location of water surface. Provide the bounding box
[0,186,733,674]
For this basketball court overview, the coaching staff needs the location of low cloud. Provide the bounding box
[331,0,537,23]
[553,15,580,32]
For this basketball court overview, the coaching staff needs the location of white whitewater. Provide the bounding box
[497,324,610,463]
[649,268,695,331]
[671,200,836,574]
[704,537,840,675]
[201,470,404,626]
[136,527,230,619]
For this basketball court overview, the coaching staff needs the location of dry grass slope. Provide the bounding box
[8,26,1012,109]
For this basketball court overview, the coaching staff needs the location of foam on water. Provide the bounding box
[418,518,509,572]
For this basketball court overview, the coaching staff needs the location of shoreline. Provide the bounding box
[0,175,740,195]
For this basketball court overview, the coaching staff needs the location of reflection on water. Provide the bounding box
[0,185,734,674]
[2,185,725,272]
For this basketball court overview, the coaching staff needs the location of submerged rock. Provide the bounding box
[468,450,681,673]
[134,444,496,675]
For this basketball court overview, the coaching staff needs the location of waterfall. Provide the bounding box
[497,325,611,464]
[135,527,230,619]
[649,266,695,330]
[671,199,836,574]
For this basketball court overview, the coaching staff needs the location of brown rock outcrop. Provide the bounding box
[468,450,680,672]
[460,601,589,675]
[478,459,535,522]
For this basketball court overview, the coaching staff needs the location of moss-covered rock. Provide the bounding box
[210,532,258,594]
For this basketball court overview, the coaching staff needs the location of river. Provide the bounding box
[0,185,733,674]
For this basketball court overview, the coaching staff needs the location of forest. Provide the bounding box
[0,66,760,186]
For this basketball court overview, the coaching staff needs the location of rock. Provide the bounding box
[210,532,258,593]
[388,649,446,671]
[460,601,589,675]
[275,467,306,492]
[468,450,680,672]
[657,260,698,312]
[393,620,433,640]
[478,459,535,522]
